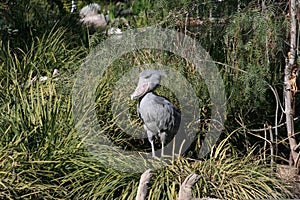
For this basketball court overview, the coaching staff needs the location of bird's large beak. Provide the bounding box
[131,83,149,100]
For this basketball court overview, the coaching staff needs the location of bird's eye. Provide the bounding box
[143,74,152,79]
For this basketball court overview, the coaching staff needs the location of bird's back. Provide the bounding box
[138,92,181,134]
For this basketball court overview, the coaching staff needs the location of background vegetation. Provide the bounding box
[0,0,299,199]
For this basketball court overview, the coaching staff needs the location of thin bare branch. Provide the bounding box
[249,116,299,132]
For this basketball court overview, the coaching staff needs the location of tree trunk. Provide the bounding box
[285,0,299,168]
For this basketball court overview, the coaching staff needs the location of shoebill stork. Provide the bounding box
[131,70,181,157]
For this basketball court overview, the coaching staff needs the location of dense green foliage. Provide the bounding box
[0,0,299,199]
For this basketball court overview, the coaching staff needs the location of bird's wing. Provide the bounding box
[138,93,180,133]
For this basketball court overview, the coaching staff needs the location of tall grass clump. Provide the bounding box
[0,27,90,199]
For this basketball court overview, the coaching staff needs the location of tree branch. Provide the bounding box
[136,169,152,200]
[178,174,201,200]
[248,116,299,132]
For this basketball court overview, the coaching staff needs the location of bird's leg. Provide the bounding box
[159,132,166,157]
[150,138,155,157]
[146,130,156,157]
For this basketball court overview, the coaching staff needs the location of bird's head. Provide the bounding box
[131,70,166,100]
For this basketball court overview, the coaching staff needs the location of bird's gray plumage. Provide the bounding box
[79,3,110,30]
[131,70,181,157]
